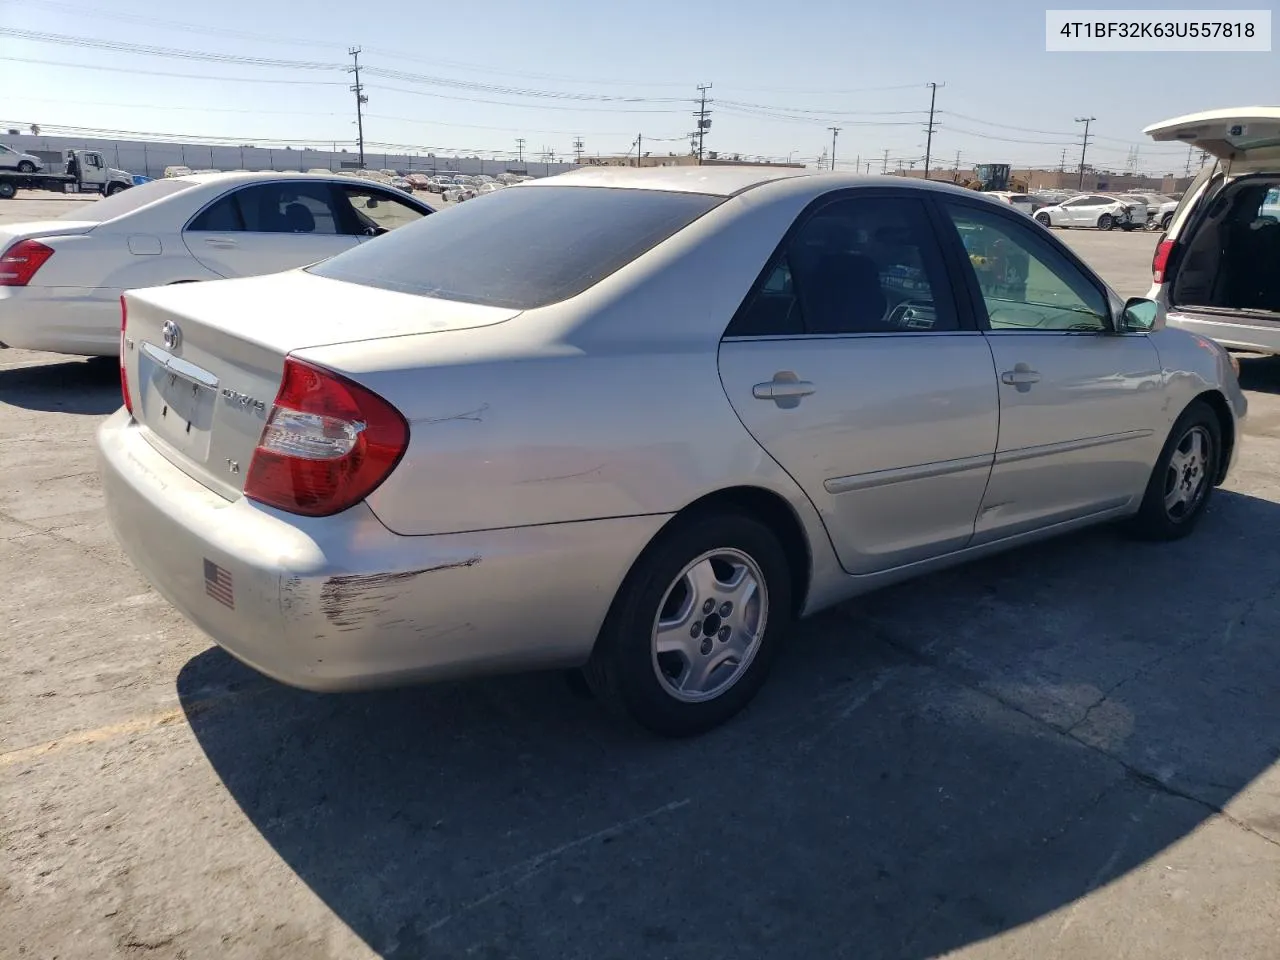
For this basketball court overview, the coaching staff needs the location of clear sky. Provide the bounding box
[0,0,1273,174]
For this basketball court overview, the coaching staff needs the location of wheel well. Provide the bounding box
[1194,390,1235,484]
[666,486,813,616]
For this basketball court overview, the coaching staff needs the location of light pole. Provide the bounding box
[1075,116,1095,190]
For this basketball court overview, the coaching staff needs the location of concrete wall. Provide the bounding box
[0,133,575,180]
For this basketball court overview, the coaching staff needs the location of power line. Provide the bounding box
[366,84,685,114]
[0,27,343,69]
[3,55,347,85]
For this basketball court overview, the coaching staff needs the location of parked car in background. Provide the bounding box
[1034,194,1144,231]
[0,171,435,357]
[443,185,476,202]
[0,144,45,173]
[985,191,1035,216]
[390,177,415,193]
[164,165,195,179]
[99,167,1244,738]
[1146,106,1280,355]
[405,174,432,190]
[477,182,505,195]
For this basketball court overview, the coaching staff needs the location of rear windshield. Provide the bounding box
[59,178,197,222]
[308,185,723,310]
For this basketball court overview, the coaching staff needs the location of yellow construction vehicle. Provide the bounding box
[954,163,1028,193]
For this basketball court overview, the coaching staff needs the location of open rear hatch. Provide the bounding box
[121,269,520,501]
[1144,107,1280,173]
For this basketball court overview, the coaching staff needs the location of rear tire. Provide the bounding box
[1161,212,1174,230]
[1035,212,1052,227]
[1127,400,1221,541]
[584,511,793,737]
[1098,213,1115,231]
[0,181,15,200]
[16,161,35,173]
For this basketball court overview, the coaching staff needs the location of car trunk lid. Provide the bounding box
[1144,107,1280,172]
[0,220,99,251]
[121,269,521,500]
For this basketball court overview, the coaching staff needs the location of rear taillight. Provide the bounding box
[119,296,133,416]
[0,239,54,286]
[1152,238,1174,284]
[244,357,409,517]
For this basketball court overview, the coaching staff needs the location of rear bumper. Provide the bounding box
[0,286,121,356]
[1166,311,1280,356]
[97,408,669,691]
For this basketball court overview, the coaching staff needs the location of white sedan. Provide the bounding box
[0,172,435,357]
[1033,194,1145,231]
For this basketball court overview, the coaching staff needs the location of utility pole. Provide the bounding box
[1058,148,1067,172]
[923,81,943,180]
[854,153,861,175]
[882,148,890,174]
[633,133,643,167]
[827,126,841,171]
[693,84,713,164]
[1075,115,1095,190]
[573,137,583,163]
[1184,144,1194,176]
[516,138,526,166]
[347,47,367,169]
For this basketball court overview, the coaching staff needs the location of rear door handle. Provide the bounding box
[753,372,816,408]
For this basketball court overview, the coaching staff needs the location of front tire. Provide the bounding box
[17,161,36,173]
[1097,213,1115,231]
[107,182,127,195]
[1128,400,1221,541]
[0,181,15,200]
[584,511,793,737]
[1035,212,1052,228]
[1161,212,1174,230]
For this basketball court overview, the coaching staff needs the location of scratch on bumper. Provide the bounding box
[314,556,483,630]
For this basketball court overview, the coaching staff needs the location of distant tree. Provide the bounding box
[30,124,40,136]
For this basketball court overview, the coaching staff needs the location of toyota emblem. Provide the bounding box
[161,319,182,351]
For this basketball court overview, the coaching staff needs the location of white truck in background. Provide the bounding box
[0,149,135,200]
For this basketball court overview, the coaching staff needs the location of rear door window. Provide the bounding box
[232,182,342,235]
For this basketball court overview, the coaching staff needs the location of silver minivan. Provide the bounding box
[1146,107,1280,356]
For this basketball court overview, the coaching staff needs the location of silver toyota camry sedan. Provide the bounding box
[98,166,1247,737]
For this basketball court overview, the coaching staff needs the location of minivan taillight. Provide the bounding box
[1152,238,1174,284]
[244,357,409,517]
[119,296,133,416]
[0,239,54,286]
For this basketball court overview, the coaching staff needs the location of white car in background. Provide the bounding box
[0,172,435,357]
[985,191,1035,216]
[0,143,44,173]
[1033,194,1146,231]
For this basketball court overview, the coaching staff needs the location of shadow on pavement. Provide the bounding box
[1237,354,1280,396]
[180,489,1280,959]
[0,356,121,415]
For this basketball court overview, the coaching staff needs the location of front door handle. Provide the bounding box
[204,237,238,248]
[753,371,816,408]
[1000,365,1041,386]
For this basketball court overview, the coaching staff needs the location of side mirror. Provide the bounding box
[1119,296,1162,333]
[366,198,379,209]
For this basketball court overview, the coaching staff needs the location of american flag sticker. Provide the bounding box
[204,558,235,609]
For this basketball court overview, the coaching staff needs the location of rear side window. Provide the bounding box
[309,185,722,310]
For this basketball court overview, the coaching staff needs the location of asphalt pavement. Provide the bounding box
[2,192,1278,960]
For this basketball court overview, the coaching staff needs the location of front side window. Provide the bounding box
[943,202,1110,332]
[727,195,958,337]
[309,185,722,310]
[0,146,12,155]
[336,186,428,235]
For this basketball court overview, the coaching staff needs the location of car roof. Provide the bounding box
[522,166,1015,202]
[176,171,374,187]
